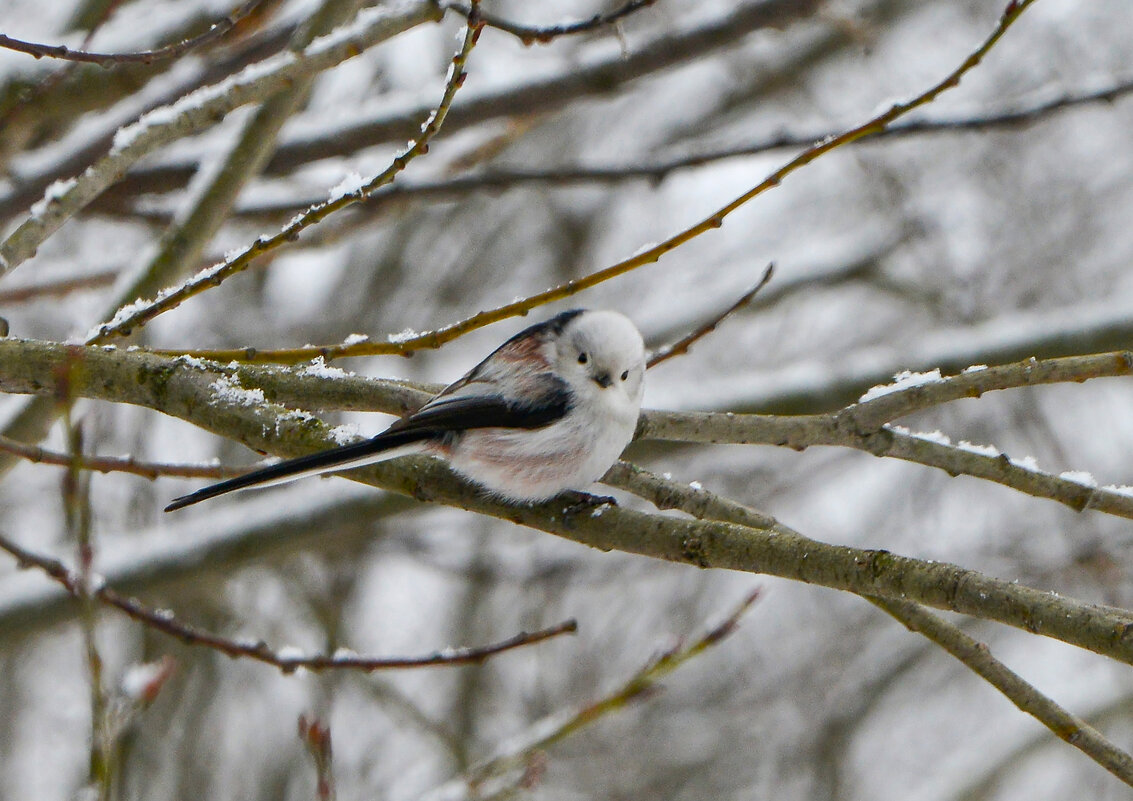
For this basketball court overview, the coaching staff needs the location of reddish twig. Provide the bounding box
[298,715,336,801]
[148,0,1038,365]
[0,526,576,673]
[0,434,248,479]
[444,0,657,45]
[647,264,774,369]
[0,0,267,65]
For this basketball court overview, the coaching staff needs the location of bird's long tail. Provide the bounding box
[164,429,431,512]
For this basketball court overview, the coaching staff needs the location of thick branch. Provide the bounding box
[0,339,1131,664]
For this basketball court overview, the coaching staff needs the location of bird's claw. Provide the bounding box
[560,490,618,517]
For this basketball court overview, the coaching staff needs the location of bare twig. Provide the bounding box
[0,434,248,479]
[122,76,1131,223]
[148,0,1037,363]
[444,0,657,45]
[92,3,484,341]
[0,525,577,672]
[0,0,266,65]
[298,715,335,801]
[0,271,118,303]
[58,360,112,799]
[647,264,774,369]
[0,2,442,275]
[435,590,760,799]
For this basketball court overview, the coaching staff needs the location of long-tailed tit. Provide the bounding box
[165,309,646,512]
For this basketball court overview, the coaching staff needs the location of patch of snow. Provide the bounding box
[28,178,76,218]
[859,369,943,402]
[1058,470,1097,487]
[297,357,351,379]
[329,424,361,445]
[328,171,366,200]
[890,425,952,446]
[956,440,999,457]
[209,375,265,407]
[120,661,167,700]
[1009,455,1041,471]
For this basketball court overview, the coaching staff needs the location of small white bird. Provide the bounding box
[165,309,646,512]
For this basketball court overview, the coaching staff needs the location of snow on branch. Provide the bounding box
[0,1,443,276]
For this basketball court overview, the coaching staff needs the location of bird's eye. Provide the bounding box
[577,352,588,364]
[620,370,629,381]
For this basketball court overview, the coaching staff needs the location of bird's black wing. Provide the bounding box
[388,378,571,435]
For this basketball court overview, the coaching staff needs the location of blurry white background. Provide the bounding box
[0,0,1132,798]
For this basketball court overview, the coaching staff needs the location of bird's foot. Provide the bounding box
[559,490,618,517]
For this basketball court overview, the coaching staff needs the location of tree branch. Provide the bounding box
[0,338,1130,665]
[0,0,267,65]
[135,0,1034,361]
[603,461,1133,788]
[92,4,483,341]
[0,527,576,672]
[0,2,442,275]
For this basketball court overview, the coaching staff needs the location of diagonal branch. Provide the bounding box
[604,462,1133,788]
[0,2,443,276]
[138,0,1037,363]
[91,4,484,341]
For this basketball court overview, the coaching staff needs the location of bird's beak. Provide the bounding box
[592,372,613,389]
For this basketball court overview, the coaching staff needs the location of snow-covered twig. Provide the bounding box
[0,2,442,276]
[92,2,483,341]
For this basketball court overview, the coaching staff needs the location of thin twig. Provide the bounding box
[0,271,118,303]
[126,77,1131,223]
[141,0,1037,364]
[0,434,248,479]
[647,264,774,369]
[0,0,267,65]
[0,525,578,672]
[444,0,656,45]
[445,590,760,798]
[58,359,112,798]
[92,4,484,341]
[298,715,336,801]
